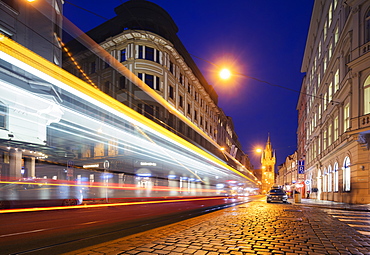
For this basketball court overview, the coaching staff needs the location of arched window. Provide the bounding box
[327,165,332,192]
[0,101,7,130]
[366,9,370,43]
[364,75,370,115]
[343,157,351,191]
[333,162,339,192]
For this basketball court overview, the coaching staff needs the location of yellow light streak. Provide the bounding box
[0,34,256,184]
[0,196,227,214]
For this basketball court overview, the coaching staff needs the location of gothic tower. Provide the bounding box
[261,134,276,193]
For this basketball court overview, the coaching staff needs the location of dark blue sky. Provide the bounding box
[63,0,314,168]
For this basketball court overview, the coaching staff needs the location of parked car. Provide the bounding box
[266,188,288,203]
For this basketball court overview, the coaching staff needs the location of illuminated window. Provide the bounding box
[328,3,333,26]
[328,123,332,145]
[334,116,338,140]
[334,69,339,91]
[328,82,332,101]
[344,103,350,131]
[0,102,7,129]
[323,168,327,192]
[343,157,351,191]
[327,165,332,192]
[334,25,339,45]
[364,75,370,114]
[333,162,339,192]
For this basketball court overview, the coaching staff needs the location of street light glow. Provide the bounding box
[219,68,231,80]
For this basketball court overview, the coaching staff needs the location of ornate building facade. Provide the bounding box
[299,0,370,203]
[62,0,253,175]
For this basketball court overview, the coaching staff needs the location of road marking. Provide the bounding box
[0,228,48,238]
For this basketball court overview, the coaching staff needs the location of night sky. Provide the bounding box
[63,0,314,168]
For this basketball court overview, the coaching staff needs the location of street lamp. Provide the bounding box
[219,68,231,80]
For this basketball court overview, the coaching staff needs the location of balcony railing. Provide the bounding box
[358,113,370,129]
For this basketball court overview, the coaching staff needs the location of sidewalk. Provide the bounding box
[291,198,370,211]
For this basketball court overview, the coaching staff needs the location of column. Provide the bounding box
[9,149,22,179]
[24,157,36,178]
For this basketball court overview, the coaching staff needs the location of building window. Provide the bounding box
[328,3,333,26]
[334,116,338,140]
[145,47,154,61]
[169,61,175,75]
[120,49,126,62]
[90,61,96,74]
[364,75,370,115]
[187,103,191,115]
[343,157,351,192]
[333,162,339,192]
[328,123,332,145]
[0,101,7,129]
[334,69,339,92]
[366,9,370,43]
[119,76,126,90]
[334,25,339,45]
[344,103,350,131]
[179,95,183,108]
[145,74,154,89]
[169,85,174,99]
[327,165,332,192]
[138,73,160,90]
[194,110,197,122]
[138,45,143,59]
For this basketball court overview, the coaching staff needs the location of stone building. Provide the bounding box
[299,0,370,203]
[62,0,253,172]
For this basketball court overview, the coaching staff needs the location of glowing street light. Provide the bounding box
[219,68,231,80]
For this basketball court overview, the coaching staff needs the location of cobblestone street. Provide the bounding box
[64,198,370,255]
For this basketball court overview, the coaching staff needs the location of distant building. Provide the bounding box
[276,151,305,194]
[260,135,275,193]
[299,0,370,203]
[0,0,63,66]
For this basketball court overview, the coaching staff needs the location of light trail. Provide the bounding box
[0,196,228,214]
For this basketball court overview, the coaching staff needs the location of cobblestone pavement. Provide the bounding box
[64,199,370,255]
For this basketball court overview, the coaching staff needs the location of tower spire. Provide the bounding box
[260,134,276,193]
